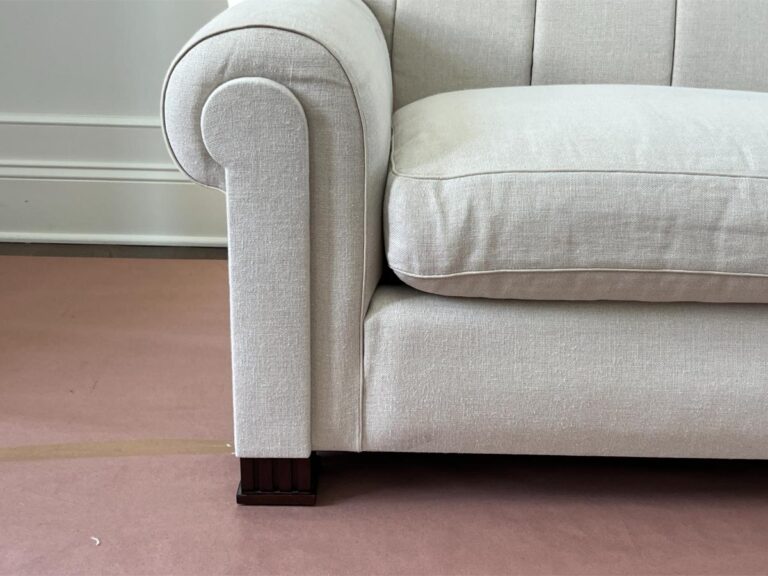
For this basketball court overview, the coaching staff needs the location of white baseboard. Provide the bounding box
[0,113,227,246]
[0,112,161,128]
[0,232,226,247]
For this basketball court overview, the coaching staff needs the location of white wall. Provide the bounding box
[0,0,228,246]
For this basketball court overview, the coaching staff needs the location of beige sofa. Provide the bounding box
[162,0,768,505]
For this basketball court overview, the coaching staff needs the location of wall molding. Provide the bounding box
[0,112,175,169]
[0,177,227,247]
[0,113,227,247]
[0,112,161,129]
[0,231,226,247]
[0,112,188,183]
[0,159,188,184]
[0,0,227,247]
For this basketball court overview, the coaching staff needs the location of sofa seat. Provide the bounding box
[364,286,768,457]
[385,85,768,302]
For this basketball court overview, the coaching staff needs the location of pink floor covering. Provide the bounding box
[2,255,768,575]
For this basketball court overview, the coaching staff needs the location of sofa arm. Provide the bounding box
[162,0,392,458]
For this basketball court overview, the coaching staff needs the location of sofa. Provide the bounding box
[162,0,768,505]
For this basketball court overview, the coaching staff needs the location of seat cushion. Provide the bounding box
[385,85,768,302]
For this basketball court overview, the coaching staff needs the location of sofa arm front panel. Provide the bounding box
[162,0,393,456]
[202,77,311,458]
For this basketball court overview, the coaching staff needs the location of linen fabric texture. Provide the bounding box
[673,0,768,92]
[364,286,768,458]
[357,0,768,108]
[164,0,392,455]
[201,78,312,458]
[176,0,768,458]
[391,0,536,108]
[531,0,677,86]
[386,85,768,302]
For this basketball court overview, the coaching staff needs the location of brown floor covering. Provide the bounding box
[2,255,768,575]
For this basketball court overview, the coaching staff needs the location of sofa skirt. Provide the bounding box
[362,286,768,458]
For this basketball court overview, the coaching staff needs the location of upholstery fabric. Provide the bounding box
[531,0,676,86]
[364,286,768,458]
[230,0,768,109]
[391,0,536,108]
[201,78,311,458]
[183,0,768,460]
[163,0,392,455]
[386,85,768,302]
[673,0,768,93]
[230,0,396,51]
[353,0,767,109]
[360,0,396,52]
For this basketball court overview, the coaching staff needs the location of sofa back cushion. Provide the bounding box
[225,0,768,108]
[359,0,768,108]
[673,0,768,93]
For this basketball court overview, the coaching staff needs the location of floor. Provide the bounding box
[2,254,768,575]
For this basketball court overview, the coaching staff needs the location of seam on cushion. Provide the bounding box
[389,163,768,183]
[391,266,768,280]
[163,19,383,455]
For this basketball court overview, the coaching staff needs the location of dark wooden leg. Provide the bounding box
[236,454,317,506]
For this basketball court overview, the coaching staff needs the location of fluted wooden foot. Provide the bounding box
[236,455,316,506]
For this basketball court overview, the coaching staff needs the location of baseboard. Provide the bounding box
[0,112,160,128]
[0,178,227,248]
[0,113,227,247]
[0,242,227,259]
[0,232,226,247]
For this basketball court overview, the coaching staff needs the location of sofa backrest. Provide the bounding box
[360,0,768,109]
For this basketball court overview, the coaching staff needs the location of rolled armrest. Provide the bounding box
[162,0,392,190]
[162,0,392,457]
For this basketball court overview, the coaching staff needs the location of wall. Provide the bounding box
[0,0,228,246]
